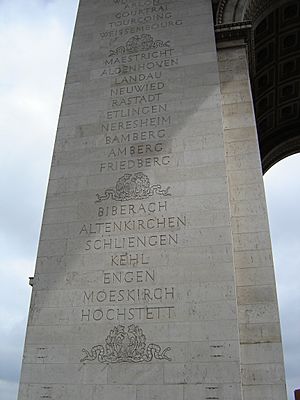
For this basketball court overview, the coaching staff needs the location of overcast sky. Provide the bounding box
[0,1,299,399]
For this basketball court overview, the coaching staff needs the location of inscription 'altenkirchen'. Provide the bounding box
[79,216,186,234]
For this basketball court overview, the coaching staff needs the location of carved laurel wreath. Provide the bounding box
[109,34,170,56]
[95,172,171,202]
[80,325,171,364]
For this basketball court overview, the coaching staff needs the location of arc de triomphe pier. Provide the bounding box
[18,0,300,399]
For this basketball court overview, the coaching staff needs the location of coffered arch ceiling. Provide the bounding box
[213,0,300,173]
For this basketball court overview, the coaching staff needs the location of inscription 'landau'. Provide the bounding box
[80,324,171,363]
[109,34,170,56]
[95,172,171,202]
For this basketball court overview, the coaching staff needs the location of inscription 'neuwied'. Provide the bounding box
[81,324,171,364]
[95,172,170,202]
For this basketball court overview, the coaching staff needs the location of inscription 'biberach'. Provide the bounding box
[95,172,171,202]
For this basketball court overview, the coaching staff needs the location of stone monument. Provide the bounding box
[18,0,291,399]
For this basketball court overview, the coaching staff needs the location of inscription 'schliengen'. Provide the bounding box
[84,233,178,251]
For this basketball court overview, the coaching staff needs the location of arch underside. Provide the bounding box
[214,0,300,173]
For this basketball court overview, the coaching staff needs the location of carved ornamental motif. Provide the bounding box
[80,325,172,364]
[109,34,170,56]
[95,172,171,202]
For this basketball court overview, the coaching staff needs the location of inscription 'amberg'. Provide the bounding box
[95,172,170,202]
